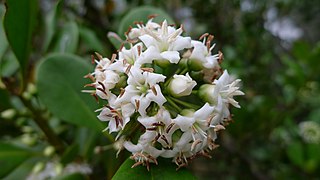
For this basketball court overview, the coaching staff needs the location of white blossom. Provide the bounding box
[84,19,244,169]
[189,39,220,69]
[138,20,191,64]
[116,66,166,116]
[169,73,196,97]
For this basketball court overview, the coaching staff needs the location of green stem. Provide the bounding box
[179,68,189,75]
[19,96,65,154]
[166,97,182,112]
[192,90,198,95]
[169,96,200,110]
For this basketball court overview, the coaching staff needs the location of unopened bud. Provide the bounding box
[168,73,196,97]
[43,146,55,157]
[32,162,44,173]
[1,109,16,119]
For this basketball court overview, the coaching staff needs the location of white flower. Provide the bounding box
[213,70,244,108]
[173,103,215,151]
[94,70,120,99]
[138,108,177,148]
[138,20,191,64]
[299,121,320,144]
[169,73,196,97]
[116,66,166,116]
[199,70,244,108]
[84,19,244,169]
[123,132,164,168]
[97,99,135,133]
[189,39,220,70]
[127,18,160,40]
[118,42,144,66]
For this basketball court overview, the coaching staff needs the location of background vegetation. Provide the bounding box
[1,0,320,179]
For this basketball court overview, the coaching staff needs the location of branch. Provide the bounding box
[19,96,65,154]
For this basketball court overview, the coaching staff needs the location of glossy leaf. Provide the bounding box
[286,142,304,167]
[0,142,33,178]
[112,158,197,180]
[118,6,174,38]
[36,53,103,131]
[52,21,79,53]
[42,1,62,53]
[3,0,38,76]
[79,26,104,53]
[60,143,80,165]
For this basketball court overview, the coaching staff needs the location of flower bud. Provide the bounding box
[155,59,171,68]
[168,73,196,97]
[32,162,44,173]
[43,146,55,157]
[188,58,203,71]
[21,134,37,146]
[198,84,216,105]
[0,109,16,119]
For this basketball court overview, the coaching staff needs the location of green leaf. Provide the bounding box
[3,157,41,180]
[60,143,79,165]
[286,142,304,167]
[0,142,33,178]
[0,4,8,60]
[43,1,62,53]
[3,0,38,76]
[118,6,174,38]
[36,53,103,131]
[1,51,19,77]
[112,158,197,180]
[52,21,79,53]
[79,26,105,53]
[75,127,99,158]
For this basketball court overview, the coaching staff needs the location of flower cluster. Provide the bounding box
[84,18,244,170]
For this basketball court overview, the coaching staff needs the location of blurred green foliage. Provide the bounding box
[0,0,320,179]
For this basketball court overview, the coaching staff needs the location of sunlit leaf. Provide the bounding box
[36,53,103,131]
[79,26,104,53]
[112,158,197,180]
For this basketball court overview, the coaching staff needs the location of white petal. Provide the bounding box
[138,116,157,128]
[137,46,161,64]
[121,103,135,118]
[139,131,157,144]
[123,141,143,153]
[97,108,112,122]
[194,103,214,120]
[175,131,192,150]
[144,72,166,86]
[160,51,180,64]
[146,85,167,106]
[174,115,195,132]
[108,119,119,133]
[171,36,191,51]
[139,34,155,48]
